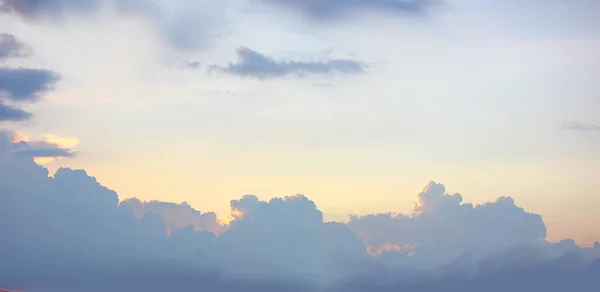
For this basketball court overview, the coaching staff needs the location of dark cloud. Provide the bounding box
[560,121,600,132]
[10,140,76,158]
[0,130,77,159]
[0,33,32,60]
[0,67,60,122]
[0,101,32,121]
[0,67,60,102]
[212,47,365,79]
[1,131,599,291]
[261,0,441,21]
[0,34,60,122]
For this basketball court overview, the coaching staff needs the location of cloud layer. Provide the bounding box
[212,47,365,79]
[1,130,599,291]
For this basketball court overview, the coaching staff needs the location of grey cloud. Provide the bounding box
[212,47,365,79]
[1,0,226,51]
[121,198,223,234]
[11,140,76,158]
[348,181,547,268]
[560,121,600,132]
[0,101,32,121]
[1,130,600,291]
[0,67,59,122]
[0,67,60,102]
[186,61,201,69]
[0,0,100,18]
[0,33,32,60]
[217,194,367,281]
[261,0,441,21]
[0,131,76,158]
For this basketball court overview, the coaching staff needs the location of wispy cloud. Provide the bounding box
[261,0,442,21]
[560,122,600,132]
[0,33,32,61]
[1,0,227,51]
[0,33,60,121]
[211,47,365,79]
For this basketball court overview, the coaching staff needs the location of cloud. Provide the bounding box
[1,132,599,291]
[10,141,75,158]
[0,34,59,122]
[121,198,224,234]
[0,0,100,18]
[0,0,227,51]
[260,0,441,21]
[212,47,365,79]
[216,194,368,281]
[0,67,59,102]
[0,33,32,61]
[0,102,32,121]
[1,130,78,163]
[560,121,600,132]
[0,67,60,121]
[186,61,201,69]
[348,182,548,268]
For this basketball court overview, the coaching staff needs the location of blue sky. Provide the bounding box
[1,1,600,290]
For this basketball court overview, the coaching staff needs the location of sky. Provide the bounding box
[1,0,600,290]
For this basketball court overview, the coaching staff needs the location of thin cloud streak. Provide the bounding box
[260,0,442,21]
[211,47,365,79]
[560,121,600,132]
[0,0,227,51]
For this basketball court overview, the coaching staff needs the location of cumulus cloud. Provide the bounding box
[121,198,223,234]
[212,47,365,79]
[260,0,442,21]
[1,132,599,291]
[0,33,32,60]
[348,182,548,268]
[216,194,368,281]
